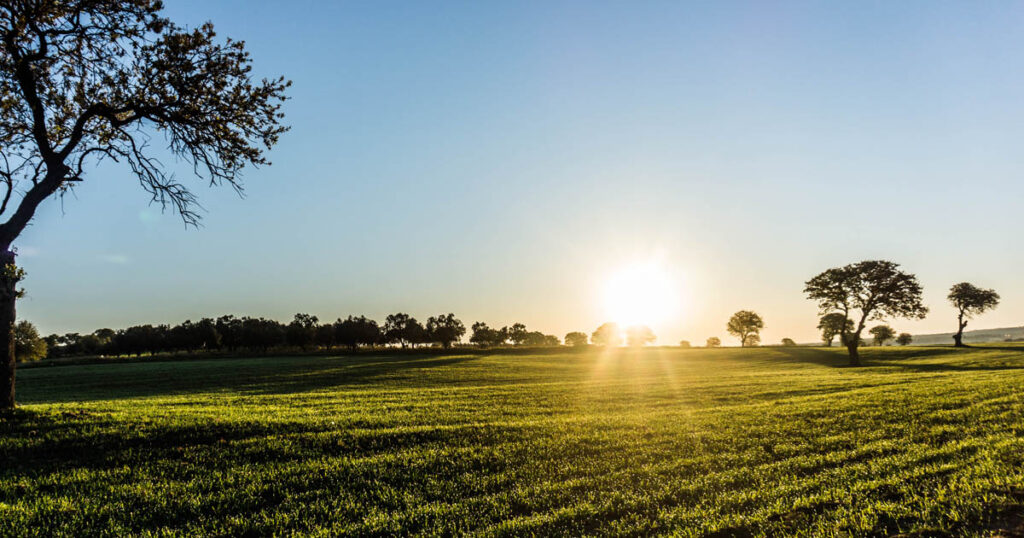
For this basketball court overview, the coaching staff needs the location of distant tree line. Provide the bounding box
[24,312,476,361]
[18,260,1002,366]
[18,313,603,362]
[19,315,674,362]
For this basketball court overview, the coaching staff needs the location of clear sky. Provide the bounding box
[16,1,1024,345]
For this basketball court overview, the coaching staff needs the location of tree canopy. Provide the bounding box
[564,332,589,347]
[947,282,999,347]
[726,310,763,347]
[817,313,853,347]
[869,325,895,346]
[13,320,45,361]
[425,314,465,349]
[805,260,927,365]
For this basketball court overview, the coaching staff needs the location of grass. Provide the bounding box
[2,345,1023,536]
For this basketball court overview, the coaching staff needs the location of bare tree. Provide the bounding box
[0,1,289,408]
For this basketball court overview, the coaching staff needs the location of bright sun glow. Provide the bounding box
[603,261,679,328]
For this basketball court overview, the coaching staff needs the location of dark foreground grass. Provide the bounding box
[2,345,1023,536]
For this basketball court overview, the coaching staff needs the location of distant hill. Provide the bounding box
[910,326,1024,346]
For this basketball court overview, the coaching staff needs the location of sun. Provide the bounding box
[602,260,679,328]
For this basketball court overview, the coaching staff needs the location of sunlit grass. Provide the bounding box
[2,345,1023,536]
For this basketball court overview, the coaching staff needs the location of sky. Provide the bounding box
[15,1,1024,346]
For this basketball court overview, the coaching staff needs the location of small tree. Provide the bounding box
[706,336,721,348]
[13,320,46,361]
[817,313,853,347]
[804,260,928,366]
[947,282,1000,347]
[727,310,764,347]
[678,340,691,348]
[780,338,796,347]
[625,325,655,347]
[426,313,465,349]
[564,332,589,347]
[869,325,895,346]
[896,332,913,346]
[591,322,621,347]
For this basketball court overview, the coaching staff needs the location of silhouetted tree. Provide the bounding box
[781,338,797,347]
[727,310,764,347]
[743,334,761,347]
[241,317,285,352]
[805,260,928,366]
[13,320,45,361]
[426,313,465,349]
[869,325,895,346]
[947,282,1000,347]
[706,337,721,348]
[470,322,508,347]
[383,313,425,348]
[75,333,103,355]
[817,313,853,347]
[625,325,656,347]
[216,315,243,352]
[286,314,318,350]
[315,324,336,350]
[896,332,913,346]
[170,318,220,353]
[335,316,381,350]
[0,2,290,407]
[678,340,691,348]
[564,331,589,347]
[591,322,622,347]
[507,323,528,346]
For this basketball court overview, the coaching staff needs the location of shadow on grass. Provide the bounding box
[16,353,482,404]
[766,346,1024,373]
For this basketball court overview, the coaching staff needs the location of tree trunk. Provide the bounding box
[846,341,861,366]
[953,316,967,347]
[0,250,18,409]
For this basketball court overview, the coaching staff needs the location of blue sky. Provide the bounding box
[16,1,1024,345]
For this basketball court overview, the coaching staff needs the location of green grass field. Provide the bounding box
[2,346,1023,536]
